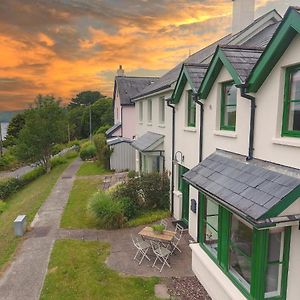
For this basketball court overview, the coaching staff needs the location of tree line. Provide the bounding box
[2,91,113,172]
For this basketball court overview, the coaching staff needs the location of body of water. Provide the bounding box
[1,122,8,140]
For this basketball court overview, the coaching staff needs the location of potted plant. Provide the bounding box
[151,224,165,234]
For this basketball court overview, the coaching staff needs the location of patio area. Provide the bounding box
[57,218,194,277]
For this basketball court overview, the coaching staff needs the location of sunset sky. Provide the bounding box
[0,0,299,111]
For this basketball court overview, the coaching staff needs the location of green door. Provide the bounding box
[179,165,189,225]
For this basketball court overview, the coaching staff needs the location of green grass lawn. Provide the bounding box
[76,161,111,176]
[40,240,159,300]
[126,210,170,228]
[0,160,73,271]
[60,178,100,228]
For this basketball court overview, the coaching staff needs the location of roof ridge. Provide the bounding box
[184,63,209,67]
[220,45,265,51]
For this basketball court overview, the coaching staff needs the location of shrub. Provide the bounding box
[127,170,138,179]
[93,134,112,169]
[111,180,140,206]
[119,196,137,220]
[80,144,96,161]
[0,200,7,214]
[88,192,124,229]
[0,151,19,171]
[51,144,65,156]
[63,150,78,159]
[21,167,45,185]
[50,156,67,168]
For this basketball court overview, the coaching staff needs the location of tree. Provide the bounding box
[68,91,105,108]
[93,133,112,169]
[3,112,26,147]
[15,95,67,172]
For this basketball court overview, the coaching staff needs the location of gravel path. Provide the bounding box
[166,276,211,300]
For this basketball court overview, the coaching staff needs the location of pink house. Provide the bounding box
[106,66,158,140]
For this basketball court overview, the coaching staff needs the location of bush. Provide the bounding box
[127,170,138,179]
[119,196,137,220]
[88,192,124,229]
[80,144,96,161]
[50,156,67,168]
[21,167,45,185]
[111,180,140,206]
[0,151,19,171]
[0,200,7,214]
[63,150,78,159]
[93,134,112,169]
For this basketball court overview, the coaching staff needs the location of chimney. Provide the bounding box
[232,0,255,35]
[117,65,125,76]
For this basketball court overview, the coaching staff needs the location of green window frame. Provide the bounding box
[220,81,237,131]
[198,191,291,300]
[282,64,300,137]
[187,90,196,127]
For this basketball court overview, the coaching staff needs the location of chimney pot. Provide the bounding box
[117,65,125,76]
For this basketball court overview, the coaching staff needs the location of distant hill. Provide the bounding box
[0,111,21,123]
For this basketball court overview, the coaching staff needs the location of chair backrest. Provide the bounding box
[150,240,160,254]
[175,223,184,239]
[131,234,140,249]
[160,219,168,230]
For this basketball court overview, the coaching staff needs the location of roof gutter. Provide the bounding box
[166,97,175,215]
[239,84,256,161]
[193,92,204,162]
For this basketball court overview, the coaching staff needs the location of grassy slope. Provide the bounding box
[60,178,100,228]
[76,161,111,176]
[40,240,159,300]
[0,160,73,271]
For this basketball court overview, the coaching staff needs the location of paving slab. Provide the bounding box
[0,159,82,300]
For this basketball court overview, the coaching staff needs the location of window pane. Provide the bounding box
[225,84,237,106]
[187,91,196,126]
[290,70,300,100]
[287,101,300,131]
[224,105,236,127]
[268,231,282,262]
[203,196,219,255]
[265,264,282,296]
[229,216,252,287]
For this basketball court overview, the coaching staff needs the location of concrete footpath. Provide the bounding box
[0,159,82,300]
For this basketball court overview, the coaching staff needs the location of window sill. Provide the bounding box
[272,137,300,148]
[214,130,237,138]
[158,124,165,128]
[184,127,197,132]
[147,123,152,126]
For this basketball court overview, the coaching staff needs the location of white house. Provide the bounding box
[128,1,300,299]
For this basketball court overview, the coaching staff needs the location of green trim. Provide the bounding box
[197,190,292,300]
[178,165,189,224]
[281,64,300,137]
[220,81,237,131]
[260,185,300,219]
[172,65,195,104]
[198,47,242,99]
[248,8,300,92]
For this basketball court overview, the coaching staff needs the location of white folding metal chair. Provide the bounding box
[150,240,171,272]
[160,219,168,230]
[171,223,184,254]
[131,234,151,265]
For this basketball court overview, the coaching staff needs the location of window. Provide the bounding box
[202,195,219,257]
[229,216,252,290]
[221,81,237,131]
[282,65,300,137]
[198,191,291,299]
[159,97,165,124]
[147,99,152,123]
[187,90,196,127]
[139,101,143,122]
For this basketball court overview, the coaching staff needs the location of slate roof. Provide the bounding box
[107,136,132,146]
[220,46,264,82]
[184,63,209,91]
[115,76,159,106]
[105,122,121,137]
[132,10,281,100]
[131,132,164,152]
[183,152,300,222]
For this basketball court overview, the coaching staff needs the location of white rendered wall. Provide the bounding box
[190,244,247,300]
[202,67,250,160]
[122,106,136,139]
[114,88,121,124]
[254,35,300,169]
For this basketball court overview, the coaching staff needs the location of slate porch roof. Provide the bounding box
[105,122,121,138]
[131,132,164,152]
[107,136,132,146]
[183,152,300,223]
[114,76,159,106]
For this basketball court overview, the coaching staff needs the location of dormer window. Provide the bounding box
[221,81,237,131]
[282,65,300,137]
